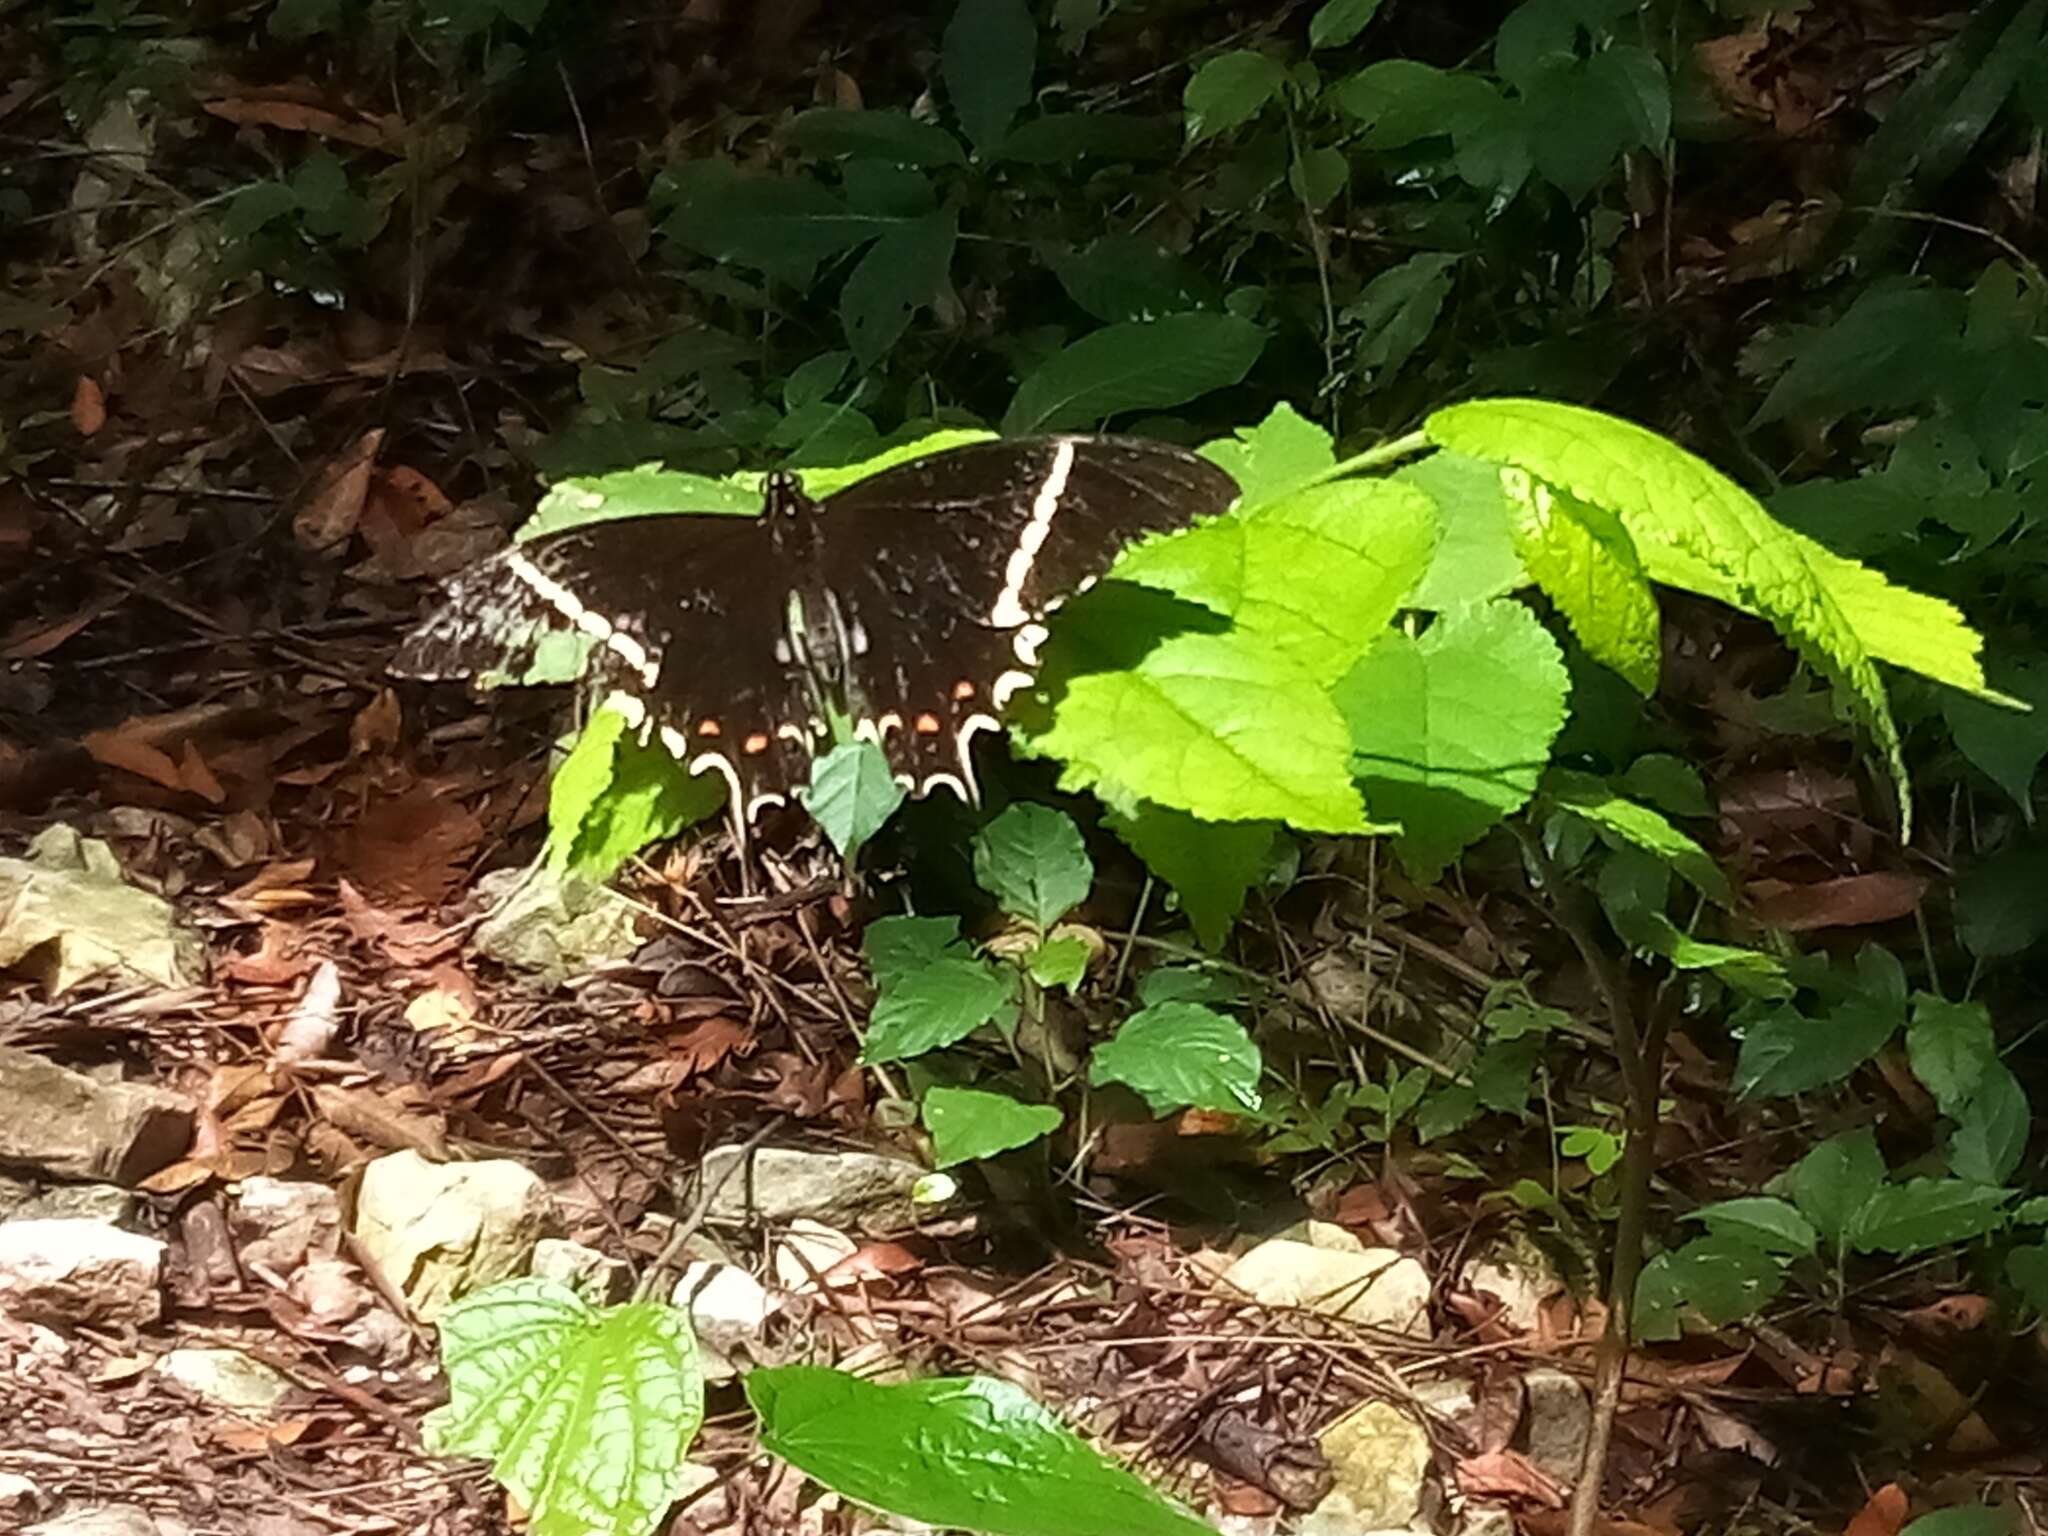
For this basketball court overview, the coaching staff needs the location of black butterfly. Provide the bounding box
[392,435,1241,824]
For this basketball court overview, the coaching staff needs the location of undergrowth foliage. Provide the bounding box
[48,0,2040,1527]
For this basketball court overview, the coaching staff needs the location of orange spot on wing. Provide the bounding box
[913,713,942,735]
[742,733,770,755]
[697,719,722,737]
[952,679,975,700]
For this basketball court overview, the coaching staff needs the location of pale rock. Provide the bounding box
[158,1346,294,1413]
[674,1261,776,1383]
[1301,1399,1431,1536]
[25,1505,163,1536]
[1454,1502,1517,1536]
[531,1237,630,1303]
[1522,1367,1591,1481]
[350,1150,553,1319]
[0,1174,135,1225]
[1458,1230,1564,1333]
[0,1048,192,1184]
[1267,1219,1366,1254]
[290,1258,371,1324]
[770,1219,857,1292]
[0,825,206,995]
[1219,1240,1431,1336]
[233,1177,340,1273]
[472,866,639,983]
[696,1145,927,1231]
[0,1219,164,1326]
[0,1470,41,1517]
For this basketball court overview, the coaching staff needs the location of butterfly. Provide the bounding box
[392,435,1241,825]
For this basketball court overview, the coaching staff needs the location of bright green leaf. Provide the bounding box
[1397,450,1528,612]
[1545,770,1733,908]
[863,922,1015,1066]
[923,1087,1063,1167]
[747,1367,1215,1536]
[1027,935,1091,990]
[1425,398,1924,833]
[1089,1001,1262,1115]
[1336,598,1570,879]
[547,707,725,878]
[1199,403,1336,511]
[1498,466,1660,694]
[1115,478,1436,686]
[423,1278,704,1536]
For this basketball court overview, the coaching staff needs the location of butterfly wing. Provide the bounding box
[816,436,1239,797]
[393,515,822,819]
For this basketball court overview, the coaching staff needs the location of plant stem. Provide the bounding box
[1317,429,1432,484]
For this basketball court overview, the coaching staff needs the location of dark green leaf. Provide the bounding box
[658,162,879,287]
[995,113,1177,164]
[1107,804,1277,951]
[1900,1507,2016,1536]
[1956,846,2048,958]
[1002,314,1266,434]
[1051,236,1205,324]
[1634,1236,1785,1337]
[923,1087,1062,1167]
[1682,1197,1818,1258]
[865,952,1015,1065]
[747,1367,1215,1536]
[1949,1063,2030,1186]
[1184,50,1288,144]
[1346,253,1459,382]
[1332,60,1499,150]
[785,109,968,167]
[1786,1129,1886,1253]
[1089,1002,1262,1115]
[1309,0,1384,49]
[1733,989,1901,1099]
[1850,1179,2011,1255]
[2009,1244,2048,1314]
[1945,656,2048,818]
[973,803,1093,929]
[1906,996,1997,1115]
[805,741,907,859]
[864,916,967,988]
[840,208,958,368]
[942,0,1038,156]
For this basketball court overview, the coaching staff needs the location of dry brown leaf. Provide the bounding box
[338,880,462,967]
[1747,873,1927,931]
[83,726,187,792]
[1453,1448,1568,1507]
[177,739,227,805]
[1842,1483,1908,1536]
[349,689,403,758]
[310,1083,449,1159]
[293,428,384,552]
[202,95,404,148]
[2,593,120,661]
[71,375,107,435]
[332,785,481,905]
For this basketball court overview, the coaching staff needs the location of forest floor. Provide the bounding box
[2,3,2043,1536]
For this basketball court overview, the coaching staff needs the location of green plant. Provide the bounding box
[427,1277,1214,1536]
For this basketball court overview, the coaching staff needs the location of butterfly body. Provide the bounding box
[394,435,1240,823]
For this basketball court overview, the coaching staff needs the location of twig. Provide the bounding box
[1513,829,1670,1536]
[634,1115,787,1303]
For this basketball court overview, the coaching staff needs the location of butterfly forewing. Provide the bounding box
[392,434,1240,825]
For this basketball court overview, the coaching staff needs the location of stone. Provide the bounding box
[0,1219,164,1326]
[0,1174,136,1225]
[1268,1219,1366,1254]
[0,1048,192,1184]
[531,1237,630,1303]
[233,1177,340,1273]
[25,1507,164,1536]
[1454,1502,1517,1536]
[696,1145,928,1231]
[1301,1399,1430,1535]
[1458,1230,1564,1333]
[158,1346,295,1413]
[0,825,206,994]
[0,1470,42,1518]
[1219,1240,1431,1336]
[472,866,640,984]
[674,1261,777,1383]
[1521,1367,1591,1481]
[350,1150,553,1320]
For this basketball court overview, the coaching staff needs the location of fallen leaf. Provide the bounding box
[202,94,404,148]
[71,375,107,435]
[293,428,383,552]
[177,740,227,805]
[349,689,403,758]
[1454,1448,1568,1507]
[332,786,481,905]
[1747,873,1927,931]
[310,1082,448,1159]
[222,923,313,986]
[403,985,479,1038]
[83,727,187,793]
[338,880,461,967]
[1842,1483,1908,1536]
[274,959,342,1064]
